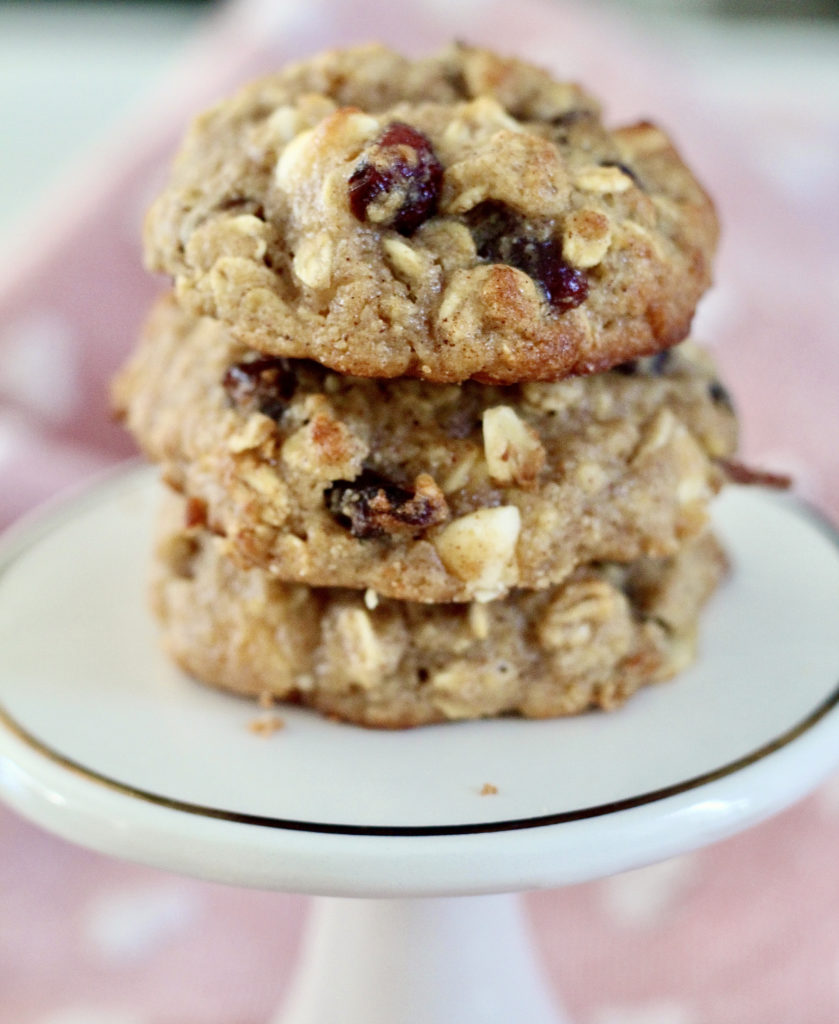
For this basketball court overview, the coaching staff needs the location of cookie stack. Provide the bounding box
[113,45,738,727]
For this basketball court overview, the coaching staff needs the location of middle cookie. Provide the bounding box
[113,294,738,603]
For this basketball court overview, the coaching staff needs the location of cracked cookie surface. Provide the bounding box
[144,44,718,384]
[113,295,737,603]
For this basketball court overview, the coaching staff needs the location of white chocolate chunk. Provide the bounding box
[434,506,521,600]
[574,164,633,193]
[482,406,545,486]
[293,231,334,289]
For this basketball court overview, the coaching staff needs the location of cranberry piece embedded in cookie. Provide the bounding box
[615,351,673,377]
[326,470,449,539]
[648,350,673,374]
[184,496,208,529]
[348,122,443,237]
[223,356,297,421]
[708,379,734,411]
[550,109,598,128]
[467,202,588,313]
[716,459,791,490]
[525,240,589,312]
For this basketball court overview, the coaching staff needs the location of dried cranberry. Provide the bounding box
[526,241,589,311]
[326,469,448,539]
[716,458,791,491]
[648,350,673,374]
[550,109,597,128]
[549,109,598,144]
[708,380,734,410]
[466,201,588,312]
[614,351,673,377]
[223,356,297,420]
[184,496,208,529]
[348,122,443,236]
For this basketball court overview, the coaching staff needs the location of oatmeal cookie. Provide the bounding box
[144,44,718,384]
[113,295,737,603]
[152,490,728,728]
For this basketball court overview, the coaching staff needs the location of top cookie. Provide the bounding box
[144,44,718,384]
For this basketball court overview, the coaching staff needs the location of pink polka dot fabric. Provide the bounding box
[1,2,837,1022]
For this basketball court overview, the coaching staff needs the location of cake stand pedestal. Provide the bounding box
[2,466,839,1024]
[278,894,567,1024]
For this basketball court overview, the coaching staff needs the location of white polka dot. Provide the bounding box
[82,883,201,963]
[817,771,839,819]
[237,0,328,37]
[419,0,490,16]
[0,310,80,421]
[598,854,698,928]
[37,1010,148,1024]
[122,170,167,247]
[590,999,698,1024]
[0,408,30,465]
[752,131,838,209]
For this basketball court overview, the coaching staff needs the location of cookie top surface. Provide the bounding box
[113,296,737,603]
[144,44,718,384]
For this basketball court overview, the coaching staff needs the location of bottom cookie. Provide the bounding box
[152,492,728,728]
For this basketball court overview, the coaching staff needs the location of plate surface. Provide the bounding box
[1,465,839,895]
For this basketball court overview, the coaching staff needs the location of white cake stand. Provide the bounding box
[2,465,839,1024]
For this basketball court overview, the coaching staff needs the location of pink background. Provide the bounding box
[1,2,838,1021]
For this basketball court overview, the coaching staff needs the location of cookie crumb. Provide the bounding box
[258,690,275,709]
[480,782,499,796]
[248,712,285,736]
